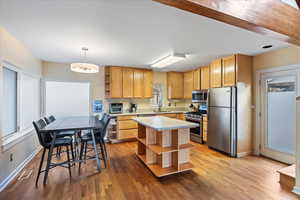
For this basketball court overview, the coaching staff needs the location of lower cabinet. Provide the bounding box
[202,116,208,142]
[115,113,186,141]
[117,115,138,140]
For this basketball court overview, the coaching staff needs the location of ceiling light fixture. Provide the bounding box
[151,53,187,68]
[70,47,99,73]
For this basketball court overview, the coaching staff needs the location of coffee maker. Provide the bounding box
[129,103,137,113]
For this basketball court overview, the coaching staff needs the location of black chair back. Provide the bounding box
[101,114,111,138]
[33,119,52,147]
[44,115,56,124]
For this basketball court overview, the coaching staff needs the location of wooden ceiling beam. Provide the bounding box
[296,0,300,9]
[153,0,300,46]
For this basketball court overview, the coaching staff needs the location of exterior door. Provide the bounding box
[260,70,298,164]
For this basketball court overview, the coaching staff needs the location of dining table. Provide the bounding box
[40,116,104,177]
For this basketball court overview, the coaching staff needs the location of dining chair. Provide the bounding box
[44,115,75,158]
[33,119,74,186]
[78,114,111,171]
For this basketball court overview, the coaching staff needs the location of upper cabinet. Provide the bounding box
[193,68,201,90]
[133,69,144,98]
[105,66,123,98]
[167,72,184,99]
[208,54,252,88]
[184,71,193,99]
[210,59,222,88]
[122,68,134,98]
[105,66,153,99]
[222,55,236,87]
[143,70,153,98]
[200,66,210,90]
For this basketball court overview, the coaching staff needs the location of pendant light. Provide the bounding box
[70,47,99,73]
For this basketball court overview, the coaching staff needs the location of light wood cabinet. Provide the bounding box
[210,59,222,88]
[143,70,153,98]
[159,113,177,118]
[222,55,236,87]
[122,68,134,98]
[167,72,184,99]
[133,69,144,98]
[202,116,208,142]
[193,68,201,90]
[200,66,210,90]
[105,66,123,98]
[105,66,153,99]
[184,71,193,99]
[117,115,138,140]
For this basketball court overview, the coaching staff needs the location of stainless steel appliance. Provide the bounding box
[109,103,123,114]
[207,87,237,157]
[185,111,203,143]
[192,90,208,103]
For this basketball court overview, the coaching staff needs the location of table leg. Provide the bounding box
[43,132,57,185]
[90,129,101,171]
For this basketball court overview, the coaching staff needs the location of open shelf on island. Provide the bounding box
[136,125,194,177]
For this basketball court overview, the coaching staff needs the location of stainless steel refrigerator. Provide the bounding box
[207,87,237,157]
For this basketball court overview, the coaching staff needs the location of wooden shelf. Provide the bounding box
[147,164,178,177]
[179,162,194,171]
[136,125,193,177]
[137,154,146,163]
[148,144,178,154]
[179,143,194,150]
[137,137,178,154]
[137,137,146,145]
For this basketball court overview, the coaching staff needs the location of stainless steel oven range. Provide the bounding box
[185,111,203,143]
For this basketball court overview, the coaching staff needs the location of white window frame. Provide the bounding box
[0,61,42,151]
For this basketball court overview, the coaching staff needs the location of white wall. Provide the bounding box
[0,27,42,188]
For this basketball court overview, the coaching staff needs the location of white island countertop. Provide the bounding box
[133,116,199,131]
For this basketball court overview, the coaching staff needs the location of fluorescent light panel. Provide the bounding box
[151,53,186,68]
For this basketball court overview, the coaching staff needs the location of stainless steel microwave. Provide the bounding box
[192,90,208,103]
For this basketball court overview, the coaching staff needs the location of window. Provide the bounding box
[1,63,41,144]
[2,67,18,137]
[45,81,90,118]
[20,74,40,131]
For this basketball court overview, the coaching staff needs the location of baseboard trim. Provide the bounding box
[292,186,300,196]
[237,151,252,158]
[0,147,41,192]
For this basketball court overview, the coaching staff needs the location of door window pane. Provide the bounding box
[3,67,18,136]
[266,76,296,155]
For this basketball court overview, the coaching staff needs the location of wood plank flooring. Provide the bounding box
[0,142,299,200]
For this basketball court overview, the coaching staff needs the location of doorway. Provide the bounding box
[260,69,298,164]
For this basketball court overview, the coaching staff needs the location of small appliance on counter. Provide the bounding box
[129,103,137,113]
[109,103,123,114]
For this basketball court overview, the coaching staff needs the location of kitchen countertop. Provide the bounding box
[132,116,199,131]
[108,110,188,117]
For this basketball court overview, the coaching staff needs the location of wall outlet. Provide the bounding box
[10,153,13,162]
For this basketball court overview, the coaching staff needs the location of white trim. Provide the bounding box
[1,129,35,152]
[1,61,42,146]
[255,63,300,156]
[0,146,41,192]
[292,186,300,196]
[237,151,252,158]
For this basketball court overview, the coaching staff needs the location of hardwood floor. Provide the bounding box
[0,142,299,200]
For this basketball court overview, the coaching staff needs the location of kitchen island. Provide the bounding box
[133,116,199,177]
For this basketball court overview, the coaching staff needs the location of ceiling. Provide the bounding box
[0,0,291,71]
